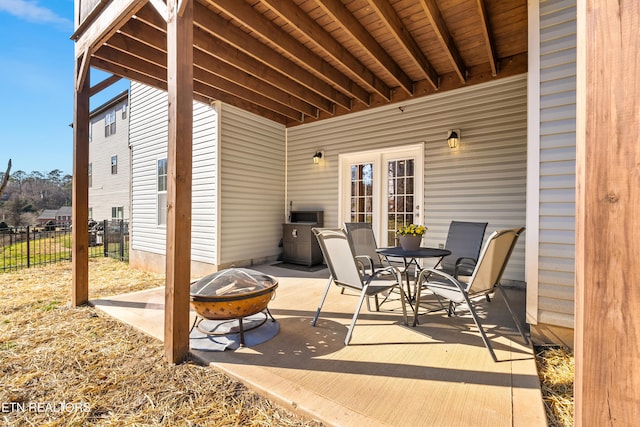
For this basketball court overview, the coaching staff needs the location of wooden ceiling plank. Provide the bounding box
[260,0,392,100]
[315,0,414,96]
[366,0,438,89]
[176,3,353,110]
[476,0,498,76]
[204,0,369,106]
[420,0,467,82]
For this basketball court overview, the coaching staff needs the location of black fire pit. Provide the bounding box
[190,268,278,346]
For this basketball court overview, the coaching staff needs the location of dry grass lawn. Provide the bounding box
[0,258,574,426]
[0,258,322,426]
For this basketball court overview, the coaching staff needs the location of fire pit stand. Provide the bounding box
[189,268,279,347]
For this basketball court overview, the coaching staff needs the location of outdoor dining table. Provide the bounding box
[376,246,451,303]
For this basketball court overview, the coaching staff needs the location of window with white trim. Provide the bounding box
[105,110,116,137]
[112,206,124,220]
[157,158,167,226]
[111,155,117,174]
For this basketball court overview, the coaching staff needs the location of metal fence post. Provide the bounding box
[26,226,31,268]
[103,220,108,257]
[119,219,125,261]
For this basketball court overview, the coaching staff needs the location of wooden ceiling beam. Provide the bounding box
[315,0,414,96]
[476,0,498,76]
[117,19,321,118]
[259,0,392,100]
[89,74,123,97]
[191,9,353,112]
[91,52,288,124]
[366,0,439,89]
[420,0,467,82]
[96,43,305,122]
[192,27,334,115]
[129,9,336,114]
[204,0,369,106]
[193,50,315,120]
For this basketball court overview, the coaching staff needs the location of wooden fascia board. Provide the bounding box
[192,3,353,111]
[120,15,333,115]
[204,0,369,106]
[315,0,414,96]
[260,0,392,100]
[476,0,498,76]
[420,0,467,83]
[73,0,145,58]
[366,0,439,89]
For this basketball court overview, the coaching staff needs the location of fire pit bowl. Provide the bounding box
[190,268,278,321]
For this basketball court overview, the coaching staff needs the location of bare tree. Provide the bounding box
[0,159,11,198]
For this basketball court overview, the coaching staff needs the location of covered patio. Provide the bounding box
[92,263,546,426]
[70,1,640,425]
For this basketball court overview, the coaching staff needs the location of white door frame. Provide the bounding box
[338,143,424,246]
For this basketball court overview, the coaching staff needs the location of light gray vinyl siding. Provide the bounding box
[218,104,286,266]
[88,93,131,221]
[129,82,218,264]
[536,0,576,328]
[287,75,527,281]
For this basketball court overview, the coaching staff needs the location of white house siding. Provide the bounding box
[88,91,131,221]
[218,104,286,267]
[129,82,218,271]
[286,75,528,282]
[530,0,577,334]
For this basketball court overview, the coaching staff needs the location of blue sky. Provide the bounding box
[0,0,129,176]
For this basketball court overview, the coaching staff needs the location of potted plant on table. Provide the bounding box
[396,224,427,251]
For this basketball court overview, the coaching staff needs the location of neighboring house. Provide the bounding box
[126,1,576,350]
[55,206,72,229]
[36,209,57,227]
[88,90,131,222]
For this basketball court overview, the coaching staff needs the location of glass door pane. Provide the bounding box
[386,158,415,245]
[350,163,373,223]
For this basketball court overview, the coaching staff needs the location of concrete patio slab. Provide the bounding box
[91,263,547,427]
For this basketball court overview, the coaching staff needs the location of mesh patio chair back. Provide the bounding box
[466,227,525,296]
[439,221,488,277]
[315,228,364,290]
[344,222,386,272]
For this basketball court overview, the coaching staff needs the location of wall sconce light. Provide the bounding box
[313,150,324,164]
[447,129,460,149]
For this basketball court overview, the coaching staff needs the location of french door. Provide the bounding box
[339,145,424,247]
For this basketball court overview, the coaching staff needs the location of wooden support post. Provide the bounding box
[164,0,193,364]
[575,0,640,424]
[72,56,90,306]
